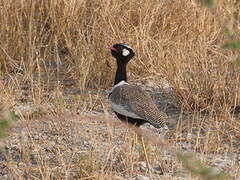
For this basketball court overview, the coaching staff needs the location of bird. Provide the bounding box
[106,43,169,130]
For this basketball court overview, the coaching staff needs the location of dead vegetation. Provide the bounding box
[0,0,240,179]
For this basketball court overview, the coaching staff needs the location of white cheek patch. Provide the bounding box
[122,49,130,56]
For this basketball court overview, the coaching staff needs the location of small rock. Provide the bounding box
[135,175,150,180]
[113,175,126,180]
[213,157,232,170]
[138,161,148,172]
[1,175,9,180]
[30,154,38,165]
[152,165,163,175]
[164,87,173,94]
[145,80,156,87]
[14,104,39,118]
[64,88,81,95]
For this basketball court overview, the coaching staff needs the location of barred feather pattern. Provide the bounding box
[109,83,168,128]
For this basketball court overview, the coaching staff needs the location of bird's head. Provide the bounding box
[107,43,135,65]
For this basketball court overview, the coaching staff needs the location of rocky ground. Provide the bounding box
[0,63,239,179]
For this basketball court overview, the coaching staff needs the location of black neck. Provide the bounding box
[114,64,127,85]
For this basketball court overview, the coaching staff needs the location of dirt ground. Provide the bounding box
[0,74,239,179]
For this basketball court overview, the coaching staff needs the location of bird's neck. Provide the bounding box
[114,64,127,85]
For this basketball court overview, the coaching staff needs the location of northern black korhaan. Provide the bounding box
[107,43,169,130]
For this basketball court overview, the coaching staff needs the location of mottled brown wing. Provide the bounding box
[110,84,167,128]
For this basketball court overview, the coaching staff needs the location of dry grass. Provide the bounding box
[1,0,240,109]
[0,114,173,179]
[0,0,240,179]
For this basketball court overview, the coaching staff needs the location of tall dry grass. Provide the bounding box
[0,0,239,113]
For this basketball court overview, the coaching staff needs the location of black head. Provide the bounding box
[107,43,135,65]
